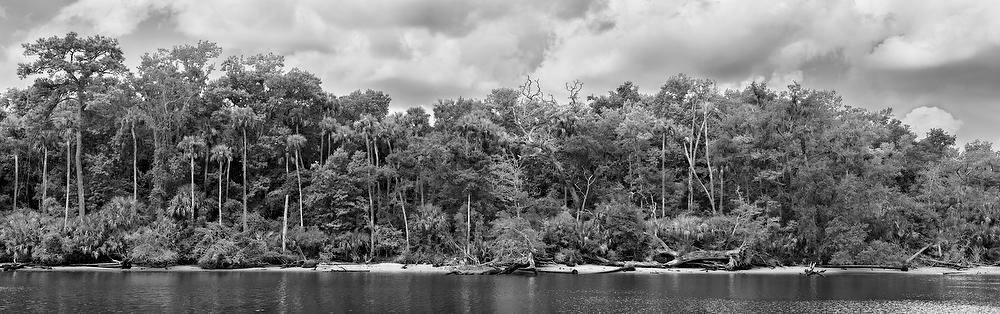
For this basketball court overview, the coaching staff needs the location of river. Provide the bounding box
[2,271,1000,313]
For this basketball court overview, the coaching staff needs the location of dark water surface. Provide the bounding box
[3,271,1000,313]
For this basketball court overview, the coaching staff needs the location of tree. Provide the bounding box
[134,41,221,209]
[210,144,232,225]
[18,32,126,216]
[230,105,262,231]
[287,133,306,227]
[117,106,142,202]
[178,135,206,220]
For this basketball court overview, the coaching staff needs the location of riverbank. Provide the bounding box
[11,263,1000,276]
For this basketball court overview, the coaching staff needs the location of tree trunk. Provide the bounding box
[225,158,231,201]
[702,110,716,214]
[202,150,209,197]
[190,154,195,221]
[368,185,375,260]
[719,167,724,213]
[218,160,224,225]
[131,123,137,202]
[282,153,289,252]
[661,133,666,218]
[242,128,248,232]
[150,128,164,209]
[365,133,375,260]
[295,148,303,227]
[397,189,410,253]
[466,192,472,263]
[42,147,48,211]
[76,90,85,217]
[12,153,18,210]
[64,139,70,229]
[319,131,325,165]
[282,194,289,252]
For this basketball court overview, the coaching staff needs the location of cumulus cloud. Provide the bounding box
[901,106,963,138]
[1,0,999,141]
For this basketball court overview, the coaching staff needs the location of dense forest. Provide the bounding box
[1,32,998,269]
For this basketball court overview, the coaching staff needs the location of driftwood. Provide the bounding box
[918,257,969,270]
[69,262,128,269]
[817,264,909,271]
[498,262,536,275]
[906,244,933,265]
[1,263,27,271]
[591,266,636,274]
[326,265,370,272]
[666,249,741,269]
[804,263,826,276]
[448,261,539,276]
[582,254,614,265]
[536,266,579,274]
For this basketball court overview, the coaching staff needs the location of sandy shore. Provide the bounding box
[13,263,1000,276]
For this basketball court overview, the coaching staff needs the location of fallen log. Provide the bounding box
[582,254,614,266]
[328,268,370,273]
[918,257,968,270]
[804,263,826,276]
[325,265,371,272]
[1,263,27,271]
[536,267,579,274]
[666,249,741,268]
[817,264,909,271]
[906,244,933,265]
[69,262,126,269]
[605,261,669,268]
[591,266,636,274]
[498,262,535,275]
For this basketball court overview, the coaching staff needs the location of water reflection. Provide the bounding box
[2,272,1000,313]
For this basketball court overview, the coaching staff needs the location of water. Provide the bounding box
[2,271,1000,313]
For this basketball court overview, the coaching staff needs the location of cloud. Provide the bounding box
[2,0,1000,142]
[901,106,963,138]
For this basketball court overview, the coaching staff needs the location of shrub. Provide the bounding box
[196,236,268,269]
[0,209,55,263]
[552,248,583,266]
[287,226,329,259]
[327,231,369,262]
[488,214,543,264]
[32,231,69,266]
[854,240,907,266]
[410,204,454,255]
[542,211,580,251]
[192,217,275,269]
[823,218,869,264]
[596,203,652,261]
[373,225,404,259]
[127,218,180,267]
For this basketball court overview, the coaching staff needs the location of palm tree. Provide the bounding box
[34,130,58,212]
[286,134,306,227]
[0,115,26,210]
[210,144,232,225]
[178,135,206,221]
[62,131,72,228]
[354,115,380,259]
[118,107,142,202]
[230,104,262,231]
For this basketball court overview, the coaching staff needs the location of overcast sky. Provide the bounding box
[1,0,998,143]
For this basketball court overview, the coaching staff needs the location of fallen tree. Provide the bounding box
[666,249,742,269]
[816,264,909,271]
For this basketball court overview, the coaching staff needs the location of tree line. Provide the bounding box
[1,32,997,268]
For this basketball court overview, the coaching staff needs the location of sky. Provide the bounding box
[0,0,998,144]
